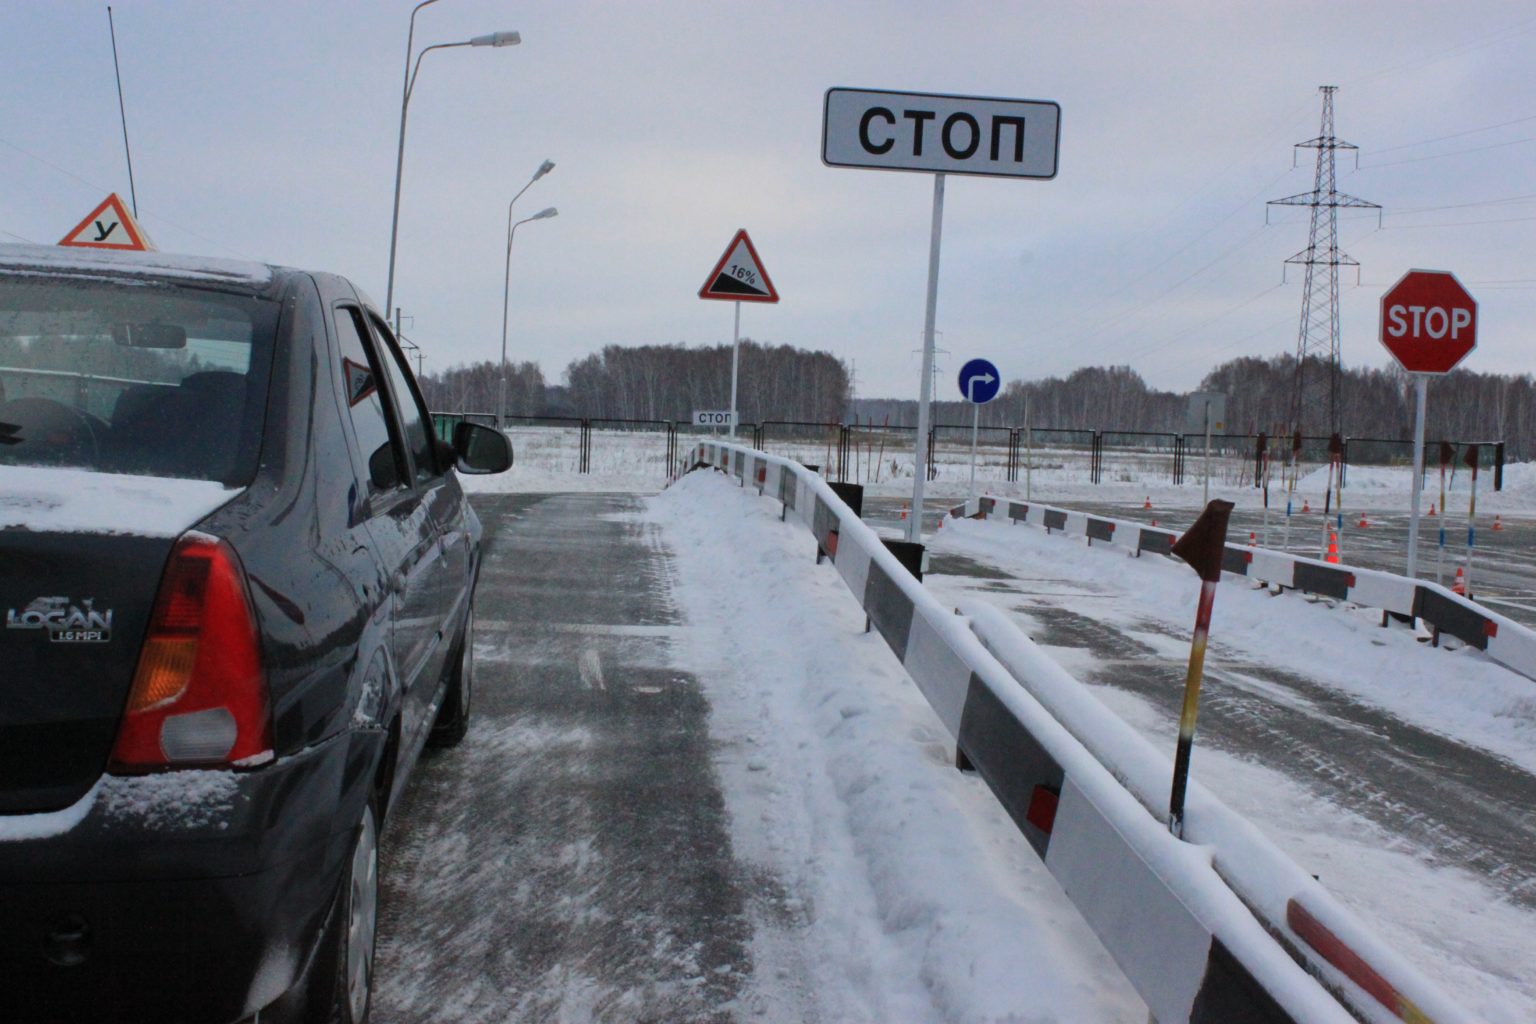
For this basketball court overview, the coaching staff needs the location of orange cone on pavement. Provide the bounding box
[1302,499,1311,513]
[1248,531,1257,546]
[1493,514,1504,531]
[1428,502,1436,517]
[1144,495,1153,510]
[1452,566,1466,595]
[900,503,908,520]
[1357,513,1370,528]
[1325,531,1340,564]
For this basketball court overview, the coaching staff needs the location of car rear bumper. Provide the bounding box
[0,729,380,1024]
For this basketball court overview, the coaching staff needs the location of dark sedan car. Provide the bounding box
[0,244,510,1023]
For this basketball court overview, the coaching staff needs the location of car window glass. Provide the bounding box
[332,305,403,493]
[368,315,437,481]
[0,276,276,482]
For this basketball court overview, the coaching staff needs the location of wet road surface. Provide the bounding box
[372,493,752,1022]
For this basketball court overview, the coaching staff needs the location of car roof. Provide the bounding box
[0,242,291,296]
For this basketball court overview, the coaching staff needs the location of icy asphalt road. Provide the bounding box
[369,486,1146,1023]
[371,493,752,1021]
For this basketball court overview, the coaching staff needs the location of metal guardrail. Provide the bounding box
[949,494,1536,683]
[690,440,1469,1024]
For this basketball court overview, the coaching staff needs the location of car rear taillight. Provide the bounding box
[109,532,273,771]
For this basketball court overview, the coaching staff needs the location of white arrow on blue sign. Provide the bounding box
[958,358,1001,404]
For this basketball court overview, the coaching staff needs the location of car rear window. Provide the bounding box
[0,275,277,484]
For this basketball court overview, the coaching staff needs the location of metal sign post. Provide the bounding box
[1406,375,1429,577]
[1184,392,1225,507]
[910,173,946,543]
[1379,269,1478,580]
[699,229,779,443]
[957,357,1001,501]
[821,87,1059,543]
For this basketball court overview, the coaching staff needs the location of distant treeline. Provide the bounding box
[417,346,1536,459]
[852,356,1536,458]
[419,340,848,424]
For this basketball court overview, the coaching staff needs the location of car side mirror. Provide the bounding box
[452,422,513,474]
[367,442,399,490]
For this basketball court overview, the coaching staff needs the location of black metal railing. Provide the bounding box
[430,411,1507,491]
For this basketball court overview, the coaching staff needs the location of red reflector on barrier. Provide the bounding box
[1345,573,1357,588]
[1026,785,1058,835]
[825,530,839,557]
[1485,620,1499,638]
[756,467,766,483]
[1286,899,1408,1017]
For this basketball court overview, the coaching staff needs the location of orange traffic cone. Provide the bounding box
[1302,499,1311,513]
[1151,518,1158,527]
[938,514,944,530]
[1493,515,1504,532]
[1325,531,1340,564]
[1144,495,1152,510]
[1357,513,1370,528]
[1428,503,1436,517]
[1248,531,1257,547]
[1452,566,1466,595]
[900,503,909,521]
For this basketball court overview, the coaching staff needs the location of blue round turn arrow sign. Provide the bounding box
[957,358,1001,404]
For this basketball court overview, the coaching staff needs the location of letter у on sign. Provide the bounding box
[823,88,1060,179]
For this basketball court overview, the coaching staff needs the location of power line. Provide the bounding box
[1359,132,1536,170]
[1369,112,1536,157]
[1344,13,1536,87]
[1390,191,1536,214]
[1382,212,1536,230]
[0,135,251,259]
[1,228,38,244]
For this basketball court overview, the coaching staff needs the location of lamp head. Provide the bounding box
[471,30,521,47]
[534,160,555,181]
[532,207,558,220]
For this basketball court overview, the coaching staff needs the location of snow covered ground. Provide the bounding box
[472,423,1536,518]
[460,442,1536,1020]
[920,512,1536,1021]
[648,473,1148,1022]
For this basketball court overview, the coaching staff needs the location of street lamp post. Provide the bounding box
[499,206,558,429]
[384,3,520,324]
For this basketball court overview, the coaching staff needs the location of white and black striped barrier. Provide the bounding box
[691,443,1468,1024]
[946,495,1536,685]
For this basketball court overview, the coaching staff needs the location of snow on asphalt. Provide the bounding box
[924,510,1536,1022]
[649,471,1145,1023]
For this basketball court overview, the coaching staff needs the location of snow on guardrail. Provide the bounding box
[689,441,1441,1024]
[946,494,1536,685]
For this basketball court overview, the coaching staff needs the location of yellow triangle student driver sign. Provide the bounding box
[699,229,778,303]
[58,193,156,251]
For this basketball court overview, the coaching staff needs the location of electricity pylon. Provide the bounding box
[1268,86,1380,437]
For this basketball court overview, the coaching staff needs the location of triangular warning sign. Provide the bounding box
[59,193,155,251]
[699,229,778,303]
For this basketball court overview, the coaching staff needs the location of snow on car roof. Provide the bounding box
[0,242,277,290]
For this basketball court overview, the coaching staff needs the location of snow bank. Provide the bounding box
[653,471,1144,1022]
[671,445,1369,1023]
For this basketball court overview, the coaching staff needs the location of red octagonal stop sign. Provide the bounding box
[1379,269,1477,374]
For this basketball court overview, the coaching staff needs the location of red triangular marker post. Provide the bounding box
[1167,499,1234,838]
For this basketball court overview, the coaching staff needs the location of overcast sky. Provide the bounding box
[3,1,1534,403]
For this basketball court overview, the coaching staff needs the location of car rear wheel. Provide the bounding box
[427,607,473,749]
[331,799,379,1024]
